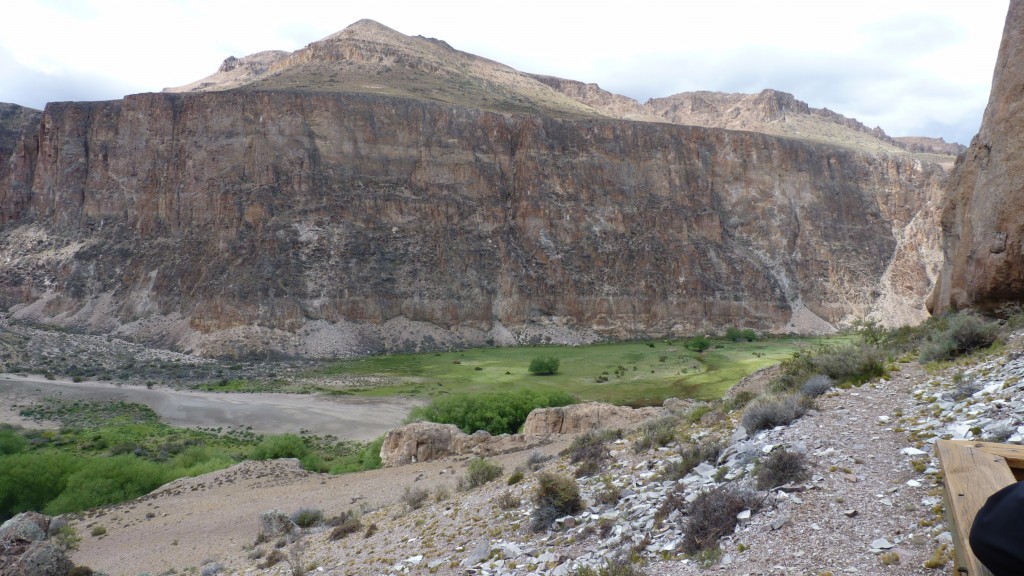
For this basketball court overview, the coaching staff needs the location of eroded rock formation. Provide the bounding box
[521,402,663,435]
[0,21,949,356]
[378,422,549,467]
[930,0,1024,313]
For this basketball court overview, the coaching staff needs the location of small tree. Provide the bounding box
[686,335,712,353]
[528,356,560,375]
[740,328,757,342]
[725,327,743,341]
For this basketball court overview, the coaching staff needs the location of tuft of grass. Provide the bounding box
[633,416,679,452]
[494,490,521,510]
[401,485,430,510]
[663,441,723,480]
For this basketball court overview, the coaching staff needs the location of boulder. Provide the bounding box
[0,512,74,576]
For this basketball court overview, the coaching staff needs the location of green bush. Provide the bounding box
[528,356,560,375]
[0,428,27,456]
[686,335,712,352]
[290,507,323,528]
[460,457,503,490]
[329,436,384,474]
[250,434,309,461]
[407,390,575,435]
[531,472,582,532]
[0,452,82,520]
[919,313,998,363]
[45,455,169,514]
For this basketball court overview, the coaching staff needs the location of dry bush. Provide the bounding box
[800,374,834,397]
[755,449,810,490]
[401,485,430,510]
[663,441,723,480]
[494,490,522,510]
[682,486,760,553]
[741,393,811,432]
[531,472,581,532]
[459,457,503,490]
[326,510,362,541]
[633,416,678,452]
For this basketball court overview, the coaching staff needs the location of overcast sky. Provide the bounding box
[0,1,1010,145]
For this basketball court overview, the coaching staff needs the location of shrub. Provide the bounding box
[741,393,811,432]
[567,430,615,478]
[527,451,551,471]
[289,507,323,528]
[681,486,760,553]
[633,416,678,452]
[251,434,309,461]
[663,441,723,480]
[90,526,106,537]
[686,335,712,352]
[507,469,525,485]
[725,327,743,341]
[460,458,502,490]
[328,436,384,474]
[531,472,581,532]
[919,313,998,363]
[401,486,429,510]
[0,428,27,456]
[800,374,834,397]
[494,490,521,510]
[810,343,886,386]
[68,568,94,576]
[724,390,757,412]
[755,449,810,490]
[407,390,576,435]
[326,510,361,541]
[528,356,560,375]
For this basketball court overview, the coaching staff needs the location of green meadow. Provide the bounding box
[315,335,846,406]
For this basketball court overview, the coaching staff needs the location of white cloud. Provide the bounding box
[0,0,1010,143]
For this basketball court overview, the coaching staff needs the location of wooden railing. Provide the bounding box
[935,439,1024,576]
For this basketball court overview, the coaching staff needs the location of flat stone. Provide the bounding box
[901,447,928,456]
[870,538,894,550]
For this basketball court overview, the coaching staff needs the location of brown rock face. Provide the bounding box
[930,1,1024,312]
[0,88,946,356]
[521,402,663,435]
[378,422,549,467]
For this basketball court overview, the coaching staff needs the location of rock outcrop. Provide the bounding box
[930,0,1024,313]
[0,21,949,356]
[378,422,550,467]
[521,402,663,435]
[0,512,74,576]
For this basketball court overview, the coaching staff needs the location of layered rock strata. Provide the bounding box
[0,88,946,356]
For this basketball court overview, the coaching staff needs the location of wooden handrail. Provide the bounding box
[935,439,1021,576]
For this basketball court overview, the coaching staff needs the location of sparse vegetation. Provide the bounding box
[919,312,999,363]
[326,510,362,541]
[664,441,723,480]
[494,490,521,510]
[633,416,678,452]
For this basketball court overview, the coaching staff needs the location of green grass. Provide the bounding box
[313,336,844,406]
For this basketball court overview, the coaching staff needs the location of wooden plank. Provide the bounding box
[936,439,1017,576]
[947,439,1024,473]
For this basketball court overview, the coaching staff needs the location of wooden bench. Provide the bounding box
[935,439,1024,575]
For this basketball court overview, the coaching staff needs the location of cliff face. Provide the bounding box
[930,0,1024,313]
[0,90,944,357]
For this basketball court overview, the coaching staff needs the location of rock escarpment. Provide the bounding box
[0,90,945,356]
[930,0,1024,313]
[0,21,949,357]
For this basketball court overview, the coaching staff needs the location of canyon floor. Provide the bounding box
[58,338,1024,576]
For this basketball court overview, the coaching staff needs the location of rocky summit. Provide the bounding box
[0,20,952,358]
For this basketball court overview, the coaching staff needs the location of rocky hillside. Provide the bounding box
[0,21,949,357]
[931,0,1024,313]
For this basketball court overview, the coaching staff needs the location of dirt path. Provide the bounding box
[0,374,423,440]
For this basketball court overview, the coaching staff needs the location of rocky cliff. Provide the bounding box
[0,22,948,357]
[930,0,1024,313]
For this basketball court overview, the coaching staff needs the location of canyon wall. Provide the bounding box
[930,0,1024,313]
[0,91,944,357]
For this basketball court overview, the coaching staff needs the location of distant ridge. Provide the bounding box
[165,20,961,161]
